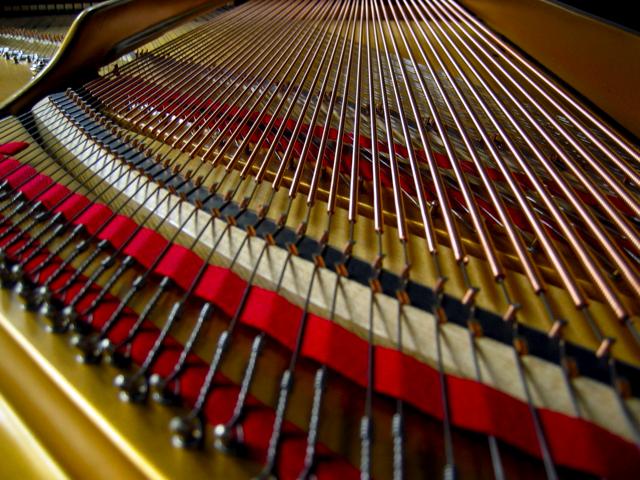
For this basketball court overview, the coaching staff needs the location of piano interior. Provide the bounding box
[0,1,638,479]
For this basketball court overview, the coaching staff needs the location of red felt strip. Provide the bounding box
[301,313,368,387]
[20,174,53,200]
[76,203,113,234]
[0,141,29,156]
[7,164,37,187]
[240,287,303,349]
[96,214,138,249]
[0,157,20,176]
[193,265,246,317]
[155,243,203,290]
[1,150,639,478]
[56,192,92,219]
[39,183,72,210]
[123,228,168,268]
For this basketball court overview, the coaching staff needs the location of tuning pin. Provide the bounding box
[40,302,74,334]
[60,304,79,326]
[18,280,43,311]
[169,414,205,449]
[213,423,245,454]
[0,272,16,290]
[149,374,181,406]
[30,284,52,308]
[102,340,133,369]
[0,252,15,289]
[12,263,34,297]
[41,314,71,333]
[70,332,104,364]
[69,317,93,335]
[114,372,149,403]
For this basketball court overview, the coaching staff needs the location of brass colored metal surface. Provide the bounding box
[0,59,32,103]
[0,394,68,480]
[0,289,260,480]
